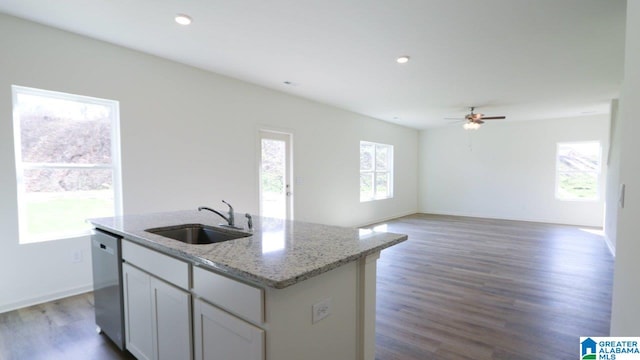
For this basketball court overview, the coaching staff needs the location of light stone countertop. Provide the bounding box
[89,210,408,289]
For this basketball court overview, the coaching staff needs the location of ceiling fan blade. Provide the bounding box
[447,120,466,126]
[481,116,506,120]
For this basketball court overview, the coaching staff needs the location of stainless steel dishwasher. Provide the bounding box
[91,229,125,350]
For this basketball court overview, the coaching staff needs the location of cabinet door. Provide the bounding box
[194,299,264,360]
[151,277,192,360]
[123,263,154,360]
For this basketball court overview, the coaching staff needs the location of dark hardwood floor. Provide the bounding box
[0,214,613,360]
[0,292,134,360]
[373,214,613,360]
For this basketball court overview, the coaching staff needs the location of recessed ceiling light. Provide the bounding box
[396,56,410,64]
[175,14,192,26]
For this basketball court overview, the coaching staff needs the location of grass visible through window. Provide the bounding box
[25,191,113,241]
[12,85,120,243]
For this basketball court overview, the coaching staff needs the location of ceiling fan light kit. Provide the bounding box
[463,122,481,130]
[458,106,506,130]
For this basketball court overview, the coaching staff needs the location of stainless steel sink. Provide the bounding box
[145,224,250,244]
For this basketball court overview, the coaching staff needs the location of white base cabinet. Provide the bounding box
[120,239,380,360]
[123,263,154,360]
[152,276,192,360]
[193,298,264,360]
[123,263,192,360]
[122,240,192,360]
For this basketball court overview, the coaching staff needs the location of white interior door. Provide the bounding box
[259,131,292,219]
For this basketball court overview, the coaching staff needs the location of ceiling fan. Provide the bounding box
[449,107,506,129]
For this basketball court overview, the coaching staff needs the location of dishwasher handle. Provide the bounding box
[93,239,115,256]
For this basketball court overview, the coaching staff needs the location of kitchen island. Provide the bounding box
[90,210,407,360]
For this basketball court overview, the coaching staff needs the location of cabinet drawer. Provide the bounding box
[193,266,264,325]
[122,239,190,290]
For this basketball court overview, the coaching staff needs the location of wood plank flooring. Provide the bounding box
[0,292,134,360]
[373,214,614,359]
[0,214,613,360]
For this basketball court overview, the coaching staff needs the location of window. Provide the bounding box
[360,141,393,201]
[12,86,122,243]
[555,141,601,201]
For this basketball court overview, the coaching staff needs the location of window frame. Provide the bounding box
[360,140,394,202]
[554,141,602,202]
[12,85,123,243]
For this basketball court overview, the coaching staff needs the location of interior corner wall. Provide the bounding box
[0,14,418,312]
[418,115,609,227]
[611,0,640,336]
[603,99,620,255]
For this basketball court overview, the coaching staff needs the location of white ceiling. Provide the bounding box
[0,0,627,129]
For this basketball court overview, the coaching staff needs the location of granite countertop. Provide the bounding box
[89,210,408,289]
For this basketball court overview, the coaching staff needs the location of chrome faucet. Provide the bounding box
[198,200,236,228]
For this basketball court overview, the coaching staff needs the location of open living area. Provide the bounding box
[1,1,639,359]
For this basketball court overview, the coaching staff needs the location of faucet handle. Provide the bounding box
[221,200,233,212]
[222,200,235,226]
[245,213,253,230]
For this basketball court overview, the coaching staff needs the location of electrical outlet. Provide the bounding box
[71,250,82,263]
[312,298,332,324]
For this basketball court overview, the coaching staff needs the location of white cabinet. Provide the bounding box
[122,240,192,360]
[152,277,192,360]
[193,298,264,360]
[118,237,379,360]
[192,266,265,360]
[123,263,154,360]
[192,266,264,325]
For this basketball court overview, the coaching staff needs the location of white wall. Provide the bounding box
[419,115,609,227]
[0,14,418,312]
[610,0,640,335]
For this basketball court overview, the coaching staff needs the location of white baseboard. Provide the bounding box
[0,284,93,314]
[356,211,418,228]
[420,210,603,228]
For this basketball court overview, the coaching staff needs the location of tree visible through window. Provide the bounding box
[556,141,601,201]
[360,141,393,201]
[12,86,121,243]
[261,137,286,219]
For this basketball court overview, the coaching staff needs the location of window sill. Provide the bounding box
[360,197,393,203]
[555,197,600,202]
[19,230,92,245]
